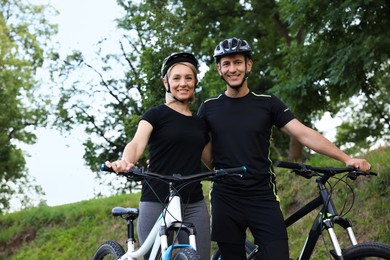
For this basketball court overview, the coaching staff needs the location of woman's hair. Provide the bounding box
[165,62,198,104]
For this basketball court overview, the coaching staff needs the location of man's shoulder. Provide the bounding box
[250,91,273,98]
[202,93,224,104]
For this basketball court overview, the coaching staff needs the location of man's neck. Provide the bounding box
[225,85,250,98]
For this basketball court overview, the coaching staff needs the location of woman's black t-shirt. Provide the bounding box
[140,104,209,203]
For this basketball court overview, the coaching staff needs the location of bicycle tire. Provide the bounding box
[211,240,258,260]
[342,242,390,259]
[92,240,125,260]
[171,247,201,260]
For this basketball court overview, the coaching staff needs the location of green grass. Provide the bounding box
[0,147,389,259]
[0,194,139,259]
[277,146,390,258]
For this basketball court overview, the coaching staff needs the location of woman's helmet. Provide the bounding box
[213,37,252,63]
[161,52,199,78]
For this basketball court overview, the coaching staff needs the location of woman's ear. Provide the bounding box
[162,77,169,92]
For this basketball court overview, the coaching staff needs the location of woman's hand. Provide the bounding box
[105,159,135,172]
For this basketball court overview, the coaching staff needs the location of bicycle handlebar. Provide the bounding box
[100,163,247,183]
[275,161,377,180]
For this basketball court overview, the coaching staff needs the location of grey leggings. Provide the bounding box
[137,200,210,260]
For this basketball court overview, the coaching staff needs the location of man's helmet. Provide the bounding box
[213,37,252,63]
[161,52,199,78]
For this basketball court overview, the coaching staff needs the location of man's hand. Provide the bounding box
[345,158,371,172]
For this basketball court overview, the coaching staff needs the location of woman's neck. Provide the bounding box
[165,101,192,116]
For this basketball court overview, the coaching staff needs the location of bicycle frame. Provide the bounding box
[118,185,197,260]
[209,162,382,260]
[284,176,358,260]
[97,165,246,260]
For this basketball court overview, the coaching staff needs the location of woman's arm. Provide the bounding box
[106,120,153,172]
[201,141,213,170]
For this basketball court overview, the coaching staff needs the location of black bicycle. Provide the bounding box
[211,161,390,260]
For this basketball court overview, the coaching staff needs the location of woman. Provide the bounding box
[106,52,212,259]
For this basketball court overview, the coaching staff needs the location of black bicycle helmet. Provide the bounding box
[213,37,252,63]
[161,52,199,78]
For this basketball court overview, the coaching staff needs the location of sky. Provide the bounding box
[12,0,125,210]
[14,0,341,211]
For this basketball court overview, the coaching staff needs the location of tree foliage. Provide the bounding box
[55,0,389,193]
[274,0,390,154]
[0,0,58,213]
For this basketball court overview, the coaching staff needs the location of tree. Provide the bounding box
[54,0,201,193]
[55,0,389,193]
[0,0,58,213]
[273,0,390,155]
[178,0,390,159]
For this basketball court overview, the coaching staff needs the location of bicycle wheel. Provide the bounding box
[211,240,258,260]
[92,240,125,260]
[342,242,390,259]
[170,247,201,260]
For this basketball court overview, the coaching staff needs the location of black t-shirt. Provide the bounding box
[198,91,294,197]
[140,104,209,203]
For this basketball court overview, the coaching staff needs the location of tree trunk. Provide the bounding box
[288,136,304,162]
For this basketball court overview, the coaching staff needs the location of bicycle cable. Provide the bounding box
[319,172,357,259]
[142,174,205,245]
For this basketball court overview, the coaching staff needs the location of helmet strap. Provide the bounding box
[165,75,171,93]
[173,96,185,103]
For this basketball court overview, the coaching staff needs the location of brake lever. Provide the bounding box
[348,170,377,180]
[293,169,315,179]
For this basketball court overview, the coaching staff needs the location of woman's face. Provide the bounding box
[165,64,196,101]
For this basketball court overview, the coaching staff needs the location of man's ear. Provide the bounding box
[216,64,222,77]
[247,59,253,73]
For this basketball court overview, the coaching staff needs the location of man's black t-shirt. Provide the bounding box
[140,104,209,203]
[198,91,294,197]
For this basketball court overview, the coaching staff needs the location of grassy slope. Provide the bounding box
[0,147,389,259]
[276,146,390,258]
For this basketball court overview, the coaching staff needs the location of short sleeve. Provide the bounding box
[271,95,295,128]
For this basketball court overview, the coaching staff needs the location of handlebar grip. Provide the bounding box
[100,163,115,172]
[216,166,247,174]
[275,161,305,170]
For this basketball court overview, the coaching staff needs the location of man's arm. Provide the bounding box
[281,119,371,171]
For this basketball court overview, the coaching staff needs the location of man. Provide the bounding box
[198,37,371,259]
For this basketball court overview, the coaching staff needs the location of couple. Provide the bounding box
[106,37,371,260]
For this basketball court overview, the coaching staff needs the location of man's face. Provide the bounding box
[217,54,252,88]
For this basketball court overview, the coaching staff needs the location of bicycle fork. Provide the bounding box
[298,214,357,260]
[298,178,359,260]
[158,194,197,257]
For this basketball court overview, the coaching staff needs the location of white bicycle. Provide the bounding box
[92,164,246,260]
